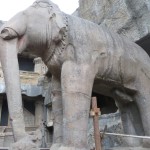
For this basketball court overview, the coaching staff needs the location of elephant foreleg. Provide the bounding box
[59,61,95,150]
[50,76,63,150]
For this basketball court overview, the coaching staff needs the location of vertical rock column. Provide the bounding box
[35,100,43,127]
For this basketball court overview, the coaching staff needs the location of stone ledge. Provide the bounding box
[105,147,150,150]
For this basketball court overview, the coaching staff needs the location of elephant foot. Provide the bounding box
[58,146,89,150]
[50,143,62,150]
[143,139,150,148]
[10,135,38,150]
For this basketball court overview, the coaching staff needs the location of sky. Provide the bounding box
[0,0,79,21]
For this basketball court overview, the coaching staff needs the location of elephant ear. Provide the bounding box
[50,11,66,42]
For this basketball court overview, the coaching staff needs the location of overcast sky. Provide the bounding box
[0,0,79,21]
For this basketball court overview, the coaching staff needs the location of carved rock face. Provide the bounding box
[1,0,150,150]
[78,0,150,41]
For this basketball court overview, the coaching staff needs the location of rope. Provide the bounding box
[100,132,150,139]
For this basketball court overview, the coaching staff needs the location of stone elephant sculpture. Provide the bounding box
[0,0,150,149]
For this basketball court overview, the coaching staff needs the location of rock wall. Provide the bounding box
[78,0,150,42]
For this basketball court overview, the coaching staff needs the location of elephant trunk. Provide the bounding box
[0,38,26,141]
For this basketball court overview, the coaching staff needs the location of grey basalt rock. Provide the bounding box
[78,0,150,42]
[0,0,150,150]
[88,112,123,149]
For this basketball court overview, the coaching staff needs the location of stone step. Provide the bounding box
[105,147,150,150]
[0,148,50,150]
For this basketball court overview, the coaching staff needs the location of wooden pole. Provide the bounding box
[91,97,101,150]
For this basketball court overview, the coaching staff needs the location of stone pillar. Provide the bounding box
[35,99,44,127]
[0,96,3,123]
[46,105,53,127]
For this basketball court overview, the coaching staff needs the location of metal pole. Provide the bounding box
[91,97,101,150]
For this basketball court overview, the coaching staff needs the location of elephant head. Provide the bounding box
[1,0,67,56]
[0,0,67,143]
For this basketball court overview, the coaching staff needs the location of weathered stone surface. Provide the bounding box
[0,82,43,97]
[34,57,48,75]
[1,0,150,149]
[78,0,150,41]
[9,135,38,150]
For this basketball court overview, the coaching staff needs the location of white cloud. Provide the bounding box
[0,0,79,21]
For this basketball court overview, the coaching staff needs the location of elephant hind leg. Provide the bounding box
[114,90,144,147]
[135,91,150,148]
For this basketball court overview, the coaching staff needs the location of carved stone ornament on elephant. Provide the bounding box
[0,0,150,149]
